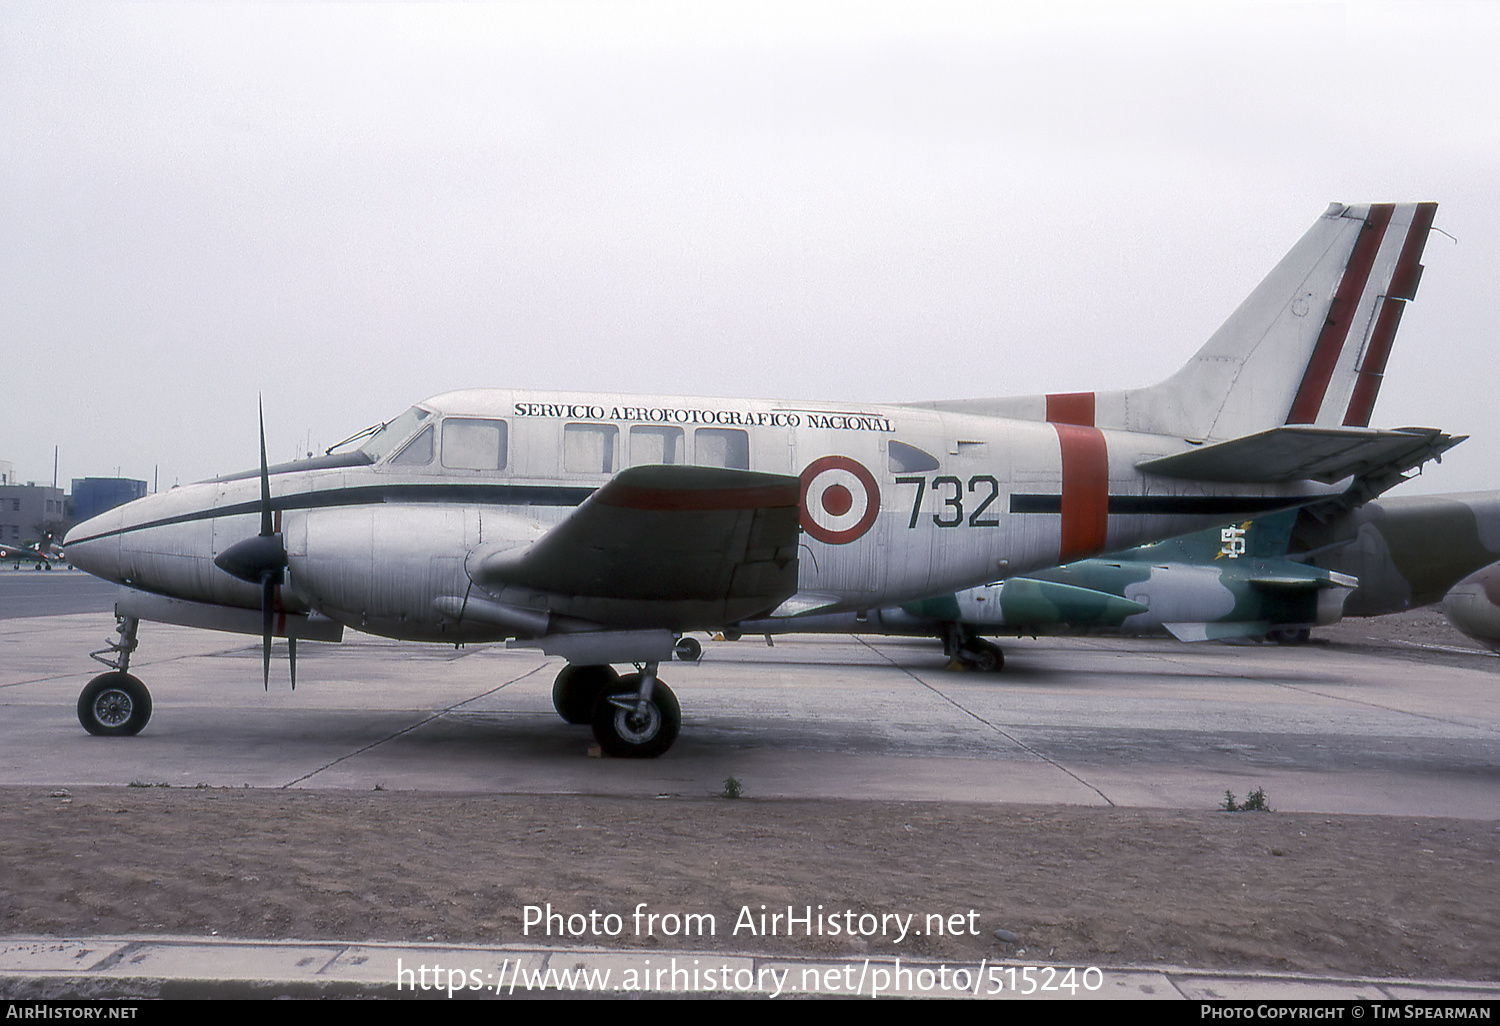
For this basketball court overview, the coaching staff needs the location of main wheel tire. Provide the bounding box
[1267,627,1312,645]
[965,641,1004,673]
[77,672,152,737]
[552,664,620,725]
[590,675,681,758]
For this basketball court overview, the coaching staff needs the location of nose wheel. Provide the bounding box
[79,614,151,735]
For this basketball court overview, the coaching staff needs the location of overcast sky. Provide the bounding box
[3,1,1497,494]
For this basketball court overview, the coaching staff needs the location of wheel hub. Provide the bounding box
[93,690,133,727]
[613,704,661,743]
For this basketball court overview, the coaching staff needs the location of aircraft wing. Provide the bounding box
[469,465,802,625]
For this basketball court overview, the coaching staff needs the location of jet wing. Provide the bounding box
[470,465,801,626]
[1137,426,1457,484]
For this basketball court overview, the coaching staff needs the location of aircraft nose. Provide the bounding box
[63,512,123,582]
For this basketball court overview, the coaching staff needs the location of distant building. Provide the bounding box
[0,483,67,546]
[71,477,148,523]
[0,460,13,486]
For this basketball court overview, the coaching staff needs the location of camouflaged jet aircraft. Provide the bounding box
[1442,562,1500,653]
[733,490,1500,668]
[63,201,1455,757]
[1296,491,1500,618]
[729,511,1358,666]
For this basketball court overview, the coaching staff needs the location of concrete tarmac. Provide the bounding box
[2,573,1497,999]
[2,578,1496,817]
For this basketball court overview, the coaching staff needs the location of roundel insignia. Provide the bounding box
[799,456,880,545]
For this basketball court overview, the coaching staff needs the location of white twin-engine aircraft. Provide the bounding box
[65,202,1454,757]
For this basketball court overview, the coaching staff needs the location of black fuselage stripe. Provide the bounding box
[1011,495,1300,515]
[66,483,599,544]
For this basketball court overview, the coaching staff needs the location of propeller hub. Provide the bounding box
[215,533,287,585]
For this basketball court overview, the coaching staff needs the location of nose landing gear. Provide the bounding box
[79,614,152,736]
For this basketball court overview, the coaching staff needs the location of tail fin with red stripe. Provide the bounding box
[1114,201,1438,439]
[907,203,1439,441]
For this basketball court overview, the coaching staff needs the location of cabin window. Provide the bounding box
[889,440,940,473]
[694,428,749,470]
[441,418,508,471]
[629,426,683,466]
[564,423,619,474]
[389,425,434,465]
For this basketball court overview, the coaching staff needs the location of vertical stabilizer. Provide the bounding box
[1117,202,1438,439]
[904,202,1439,441]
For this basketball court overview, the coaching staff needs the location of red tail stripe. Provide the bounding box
[1286,203,1395,425]
[1342,202,1436,426]
[1055,423,1109,562]
[1046,392,1096,426]
[1387,202,1438,301]
[1342,298,1406,427]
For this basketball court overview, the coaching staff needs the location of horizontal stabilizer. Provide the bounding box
[1137,426,1456,484]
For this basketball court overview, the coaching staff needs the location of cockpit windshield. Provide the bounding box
[349,406,435,462]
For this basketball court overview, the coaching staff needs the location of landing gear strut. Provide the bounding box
[590,661,680,758]
[941,622,1005,672]
[79,614,152,736]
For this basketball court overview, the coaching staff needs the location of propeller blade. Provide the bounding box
[289,637,297,691]
[258,397,273,539]
[262,573,274,690]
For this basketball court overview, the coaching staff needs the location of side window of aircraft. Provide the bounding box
[441,418,509,471]
[889,440,940,474]
[388,425,434,465]
[564,423,619,474]
[694,428,750,470]
[629,426,683,466]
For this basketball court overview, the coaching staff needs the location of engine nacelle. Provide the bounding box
[286,505,539,642]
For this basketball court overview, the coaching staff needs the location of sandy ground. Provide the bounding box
[2,786,1497,982]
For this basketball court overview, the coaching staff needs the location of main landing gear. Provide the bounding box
[941,622,1005,673]
[78,614,153,736]
[551,660,682,758]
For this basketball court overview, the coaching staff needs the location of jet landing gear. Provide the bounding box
[78,615,152,736]
[942,623,1005,673]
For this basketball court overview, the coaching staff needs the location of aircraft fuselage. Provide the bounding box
[66,388,1336,644]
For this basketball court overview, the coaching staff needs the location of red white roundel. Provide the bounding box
[800,455,880,545]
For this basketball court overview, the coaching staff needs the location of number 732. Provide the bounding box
[895,475,1001,529]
